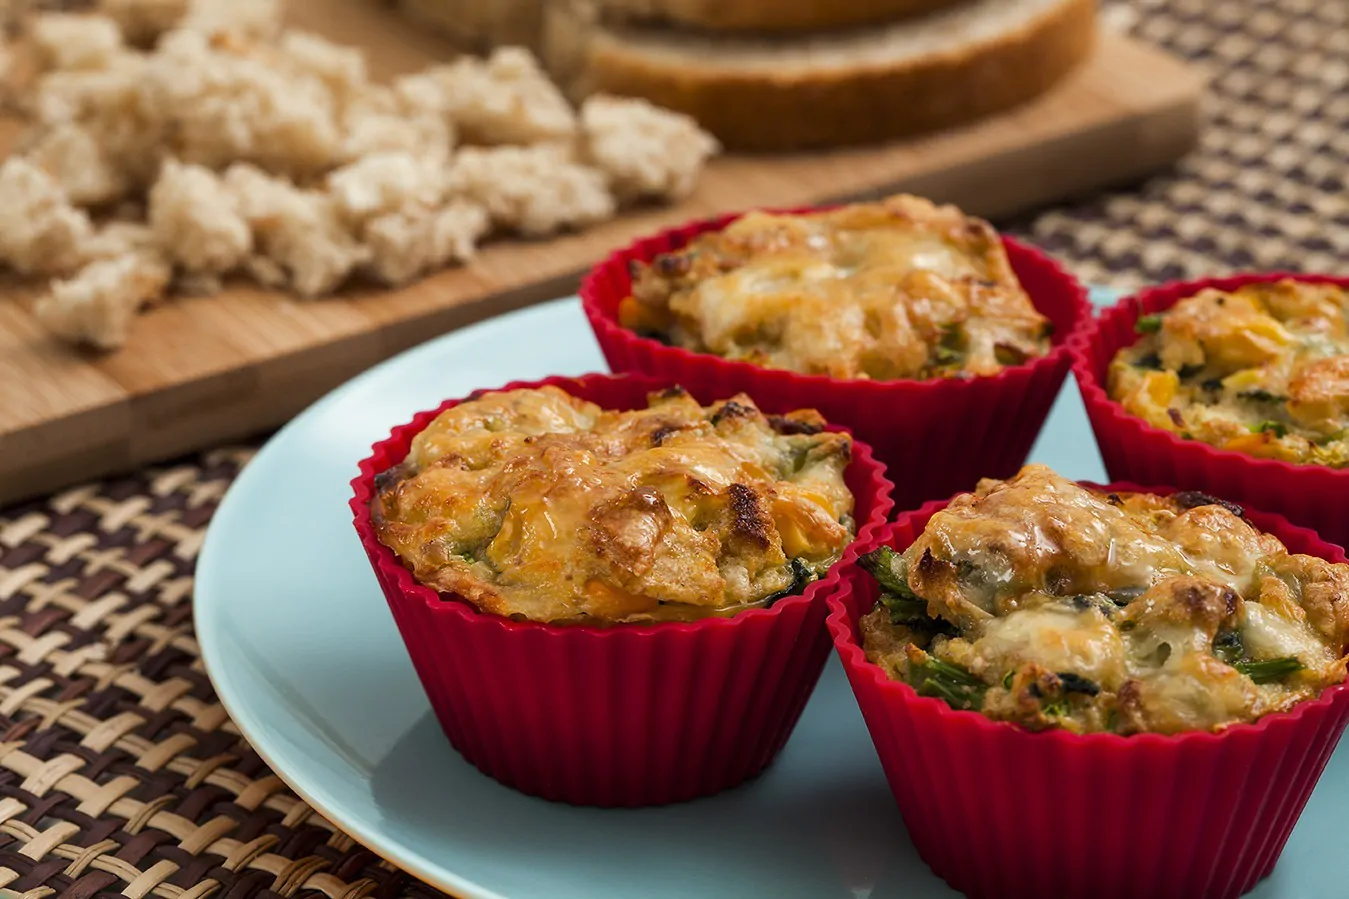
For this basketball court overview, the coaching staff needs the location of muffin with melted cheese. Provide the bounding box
[1108,278,1349,468]
[855,464,1349,735]
[616,193,1053,380]
[371,383,856,625]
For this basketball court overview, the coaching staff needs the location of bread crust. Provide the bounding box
[396,0,545,53]
[543,0,1099,152]
[596,0,966,34]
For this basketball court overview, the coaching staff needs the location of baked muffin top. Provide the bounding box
[1108,279,1349,467]
[372,384,856,625]
[617,194,1052,380]
[857,465,1349,735]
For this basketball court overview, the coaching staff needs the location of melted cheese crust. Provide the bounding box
[859,464,1349,735]
[617,194,1052,380]
[373,385,855,625]
[1108,279,1349,467]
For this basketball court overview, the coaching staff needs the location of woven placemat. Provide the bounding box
[0,449,446,899]
[1004,0,1348,288]
[0,1,1342,896]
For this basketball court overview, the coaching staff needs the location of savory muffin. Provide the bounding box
[371,383,856,625]
[1108,278,1349,467]
[616,194,1053,380]
[856,464,1349,735]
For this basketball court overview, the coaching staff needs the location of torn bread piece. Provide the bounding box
[429,47,576,146]
[29,57,167,190]
[23,122,132,206]
[34,251,172,350]
[391,70,447,116]
[30,56,136,126]
[224,163,369,297]
[145,28,342,177]
[339,84,454,166]
[30,13,124,72]
[223,163,291,225]
[278,30,368,106]
[327,150,446,225]
[0,156,94,276]
[83,220,157,261]
[148,158,252,274]
[579,93,717,202]
[363,199,490,285]
[447,143,613,236]
[242,253,287,289]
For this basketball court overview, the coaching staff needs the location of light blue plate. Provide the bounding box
[195,288,1349,899]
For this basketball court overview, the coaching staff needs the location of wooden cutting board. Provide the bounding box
[0,2,1206,506]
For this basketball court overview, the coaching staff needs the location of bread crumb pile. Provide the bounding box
[1,0,720,350]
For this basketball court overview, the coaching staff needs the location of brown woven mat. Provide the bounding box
[0,1,1342,896]
[0,448,445,899]
[1005,0,1348,288]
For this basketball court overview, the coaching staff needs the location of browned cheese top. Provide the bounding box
[859,465,1349,734]
[1110,279,1349,467]
[618,193,1052,380]
[373,385,856,624]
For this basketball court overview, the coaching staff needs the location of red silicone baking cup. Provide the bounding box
[580,205,1093,512]
[350,371,895,807]
[826,483,1349,899]
[1073,271,1349,550]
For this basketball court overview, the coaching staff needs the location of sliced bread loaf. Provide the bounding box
[594,0,967,34]
[542,0,1099,151]
[396,0,545,54]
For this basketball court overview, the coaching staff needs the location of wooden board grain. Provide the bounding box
[0,4,1206,505]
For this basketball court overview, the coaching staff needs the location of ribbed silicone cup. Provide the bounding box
[579,205,1093,513]
[1073,271,1349,551]
[350,371,896,807]
[826,483,1349,899]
